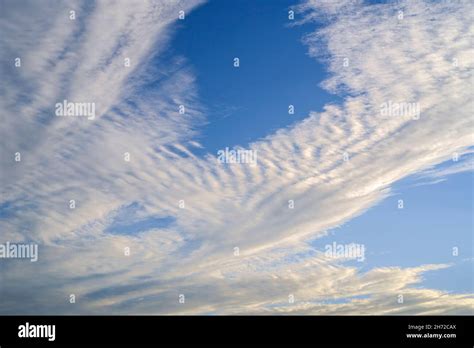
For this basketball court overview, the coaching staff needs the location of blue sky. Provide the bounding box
[312,170,473,292]
[170,0,338,153]
[0,0,473,315]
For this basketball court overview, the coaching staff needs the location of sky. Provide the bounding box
[0,0,473,315]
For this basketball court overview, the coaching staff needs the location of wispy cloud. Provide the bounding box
[0,0,472,314]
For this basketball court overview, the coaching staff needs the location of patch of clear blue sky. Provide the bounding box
[0,201,16,219]
[168,0,339,154]
[311,167,473,293]
[105,202,175,235]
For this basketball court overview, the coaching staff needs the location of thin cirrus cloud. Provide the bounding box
[0,0,472,314]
